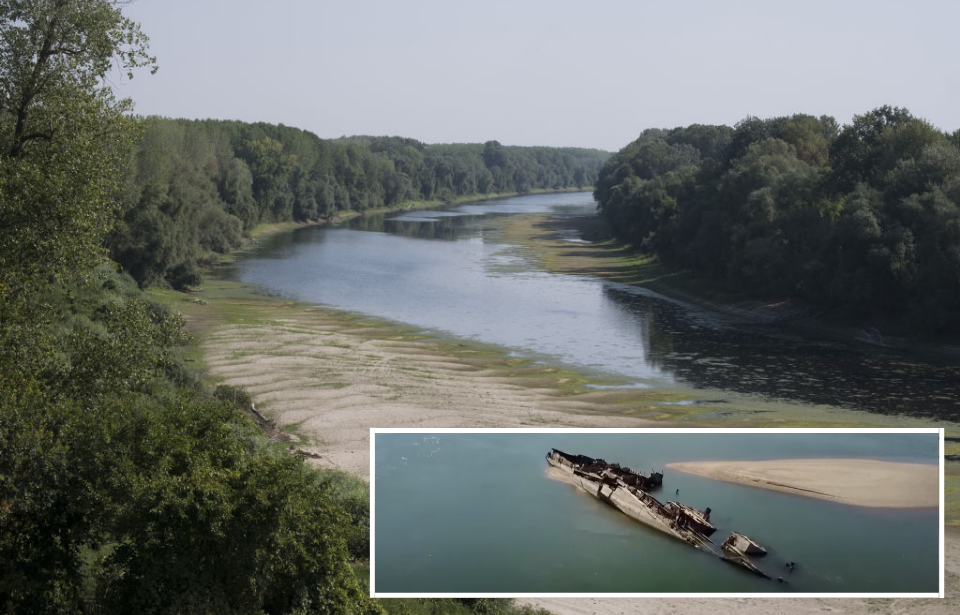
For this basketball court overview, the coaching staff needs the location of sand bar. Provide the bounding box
[666,458,939,508]
[199,311,665,479]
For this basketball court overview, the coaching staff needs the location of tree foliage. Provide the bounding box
[109,118,609,287]
[0,0,155,295]
[0,4,382,613]
[595,108,960,335]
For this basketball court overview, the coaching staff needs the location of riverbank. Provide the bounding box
[155,278,690,479]
[156,276,956,481]
[493,213,960,361]
[212,187,595,267]
[153,275,960,529]
[667,459,939,508]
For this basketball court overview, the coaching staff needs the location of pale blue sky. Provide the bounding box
[115,0,959,151]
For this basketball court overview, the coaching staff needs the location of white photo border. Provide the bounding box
[369,427,945,599]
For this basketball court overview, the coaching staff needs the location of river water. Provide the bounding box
[373,432,939,593]
[231,192,960,421]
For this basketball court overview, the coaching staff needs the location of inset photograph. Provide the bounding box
[372,429,941,596]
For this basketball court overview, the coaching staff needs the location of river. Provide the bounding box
[373,432,939,593]
[230,192,960,421]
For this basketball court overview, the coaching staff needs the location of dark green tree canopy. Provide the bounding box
[595,108,960,335]
[1,4,383,614]
[0,0,156,157]
[0,0,156,294]
[109,118,609,287]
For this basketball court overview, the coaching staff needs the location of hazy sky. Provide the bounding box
[115,0,959,152]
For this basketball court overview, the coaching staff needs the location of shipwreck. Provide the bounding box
[720,531,770,579]
[546,448,774,580]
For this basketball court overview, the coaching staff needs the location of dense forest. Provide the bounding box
[0,3,549,614]
[110,118,608,288]
[594,109,960,336]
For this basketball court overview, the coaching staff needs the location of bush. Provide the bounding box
[166,261,202,290]
[214,383,253,409]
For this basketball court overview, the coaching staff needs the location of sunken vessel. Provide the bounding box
[547,448,774,580]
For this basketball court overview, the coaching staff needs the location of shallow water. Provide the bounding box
[373,432,939,594]
[230,192,960,420]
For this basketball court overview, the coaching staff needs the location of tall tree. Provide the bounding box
[0,0,156,294]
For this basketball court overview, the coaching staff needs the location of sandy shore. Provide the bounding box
[201,312,663,479]
[666,459,939,508]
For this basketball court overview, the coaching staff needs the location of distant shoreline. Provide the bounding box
[666,458,939,508]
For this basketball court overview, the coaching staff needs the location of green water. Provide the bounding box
[374,432,939,594]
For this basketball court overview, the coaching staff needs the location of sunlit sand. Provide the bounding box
[666,458,939,508]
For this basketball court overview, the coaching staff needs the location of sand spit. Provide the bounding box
[666,459,939,508]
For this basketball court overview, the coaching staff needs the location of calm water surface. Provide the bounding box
[374,433,939,593]
[231,193,960,420]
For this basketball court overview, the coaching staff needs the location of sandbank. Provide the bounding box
[666,458,939,508]
[200,310,664,479]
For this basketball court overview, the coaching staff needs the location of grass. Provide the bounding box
[278,419,308,443]
[490,213,749,305]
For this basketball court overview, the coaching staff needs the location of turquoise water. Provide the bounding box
[374,432,939,593]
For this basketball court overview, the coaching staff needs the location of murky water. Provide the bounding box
[374,432,939,593]
[230,192,960,420]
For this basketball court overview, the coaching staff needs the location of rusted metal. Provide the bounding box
[547,448,776,582]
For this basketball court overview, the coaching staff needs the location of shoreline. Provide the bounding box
[495,213,960,362]
[155,277,953,483]
[158,279,680,479]
[666,458,939,508]
[220,187,594,263]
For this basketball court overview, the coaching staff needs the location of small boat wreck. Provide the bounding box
[720,532,770,579]
[723,531,767,556]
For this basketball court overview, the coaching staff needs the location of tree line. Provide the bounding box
[594,108,960,336]
[110,117,609,288]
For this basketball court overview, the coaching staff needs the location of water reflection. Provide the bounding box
[601,285,960,417]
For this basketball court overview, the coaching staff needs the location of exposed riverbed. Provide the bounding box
[229,192,960,422]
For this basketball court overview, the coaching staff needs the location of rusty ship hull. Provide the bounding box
[547,449,713,548]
